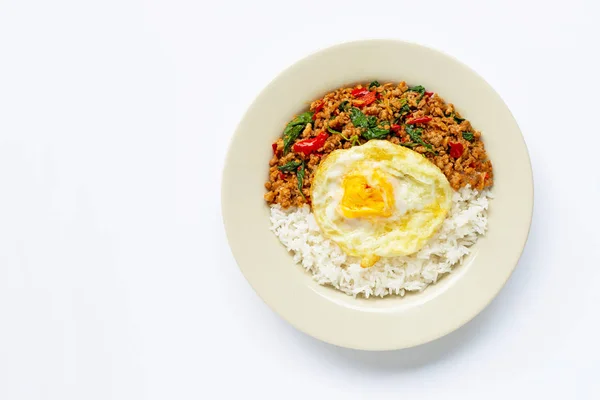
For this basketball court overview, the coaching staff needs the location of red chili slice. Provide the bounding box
[405,116,432,125]
[311,101,325,120]
[449,142,464,158]
[272,143,277,154]
[424,91,434,97]
[358,91,376,106]
[292,132,329,156]
[391,124,401,133]
[351,87,369,97]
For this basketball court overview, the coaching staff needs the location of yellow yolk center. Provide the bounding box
[340,171,395,219]
[339,171,395,268]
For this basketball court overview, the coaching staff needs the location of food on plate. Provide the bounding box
[311,141,452,268]
[265,81,493,298]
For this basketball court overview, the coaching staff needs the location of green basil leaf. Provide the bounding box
[282,111,313,154]
[282,125,304,154]
[289,111,313,126]
[338,100,350,112]
[366,115,377,128]
[399,98,412,115]
[349,107,369,128]
[362,126,389,140]
[400,142,419,148]
[296,162,306,200]
[405,125,437,154]
[462,132,474,141]
[368,80,380,89]
[277,161,302,172]
[407,85,426,96]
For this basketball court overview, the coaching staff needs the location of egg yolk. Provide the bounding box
[340,171,395,219]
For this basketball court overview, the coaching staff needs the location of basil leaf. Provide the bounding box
[462,132,474,141]
[366,115,378,128]
[277,161,301,172]
[349,107,369,128]
[349,107,390,140]
[296,162,306,200]
[454,115,465,124]
[398,98,412,115]
[363,126,389,140]
[405,125,437,154]
[289,111,313,126]
[400,142,419,148]
[368,80,380,89]
[392,99,411,123]
[405,124,423,142]
[407,85,426,96]
[282,125,304,154]
[282,111,313,154]
[338,100,350,112]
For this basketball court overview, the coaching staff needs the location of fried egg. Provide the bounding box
[311,140,452,268]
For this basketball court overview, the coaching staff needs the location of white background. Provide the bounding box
[1,0,599,399]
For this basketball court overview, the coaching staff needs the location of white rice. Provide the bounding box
[269,186,491,298]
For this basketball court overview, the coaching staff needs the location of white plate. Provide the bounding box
[222,40,533,350]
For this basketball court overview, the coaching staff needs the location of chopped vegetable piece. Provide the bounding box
[405,116,432,125]
[462,132,474,141]
[398,99,411,116]
[405,125,437,154]
[282,125,303,154]
[311,101,325,120]
[400,142,419,148]
[362,126,389,140]
[282,112,313,154]
[349,107,369,128]
[297,162,306,200]
[424,91,434,97]
[292,132,329,156]
[360,92,377,106]
[338,100,350,111]
[277,161,302,172]
[390,124,401,133]
[368,80,380,89]
[272,143,277,154]
[356,91,376,106]
[327,126,341,134]
[351,87,369,97]
[453,114,465,124]
[350,135,360,146]
[407,85,426,96]
[349,107,390,140]
[278,172,285,180]
[449,142,464,158]
[366,115,377,128]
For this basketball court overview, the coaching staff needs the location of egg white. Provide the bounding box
[311,140,452,264]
